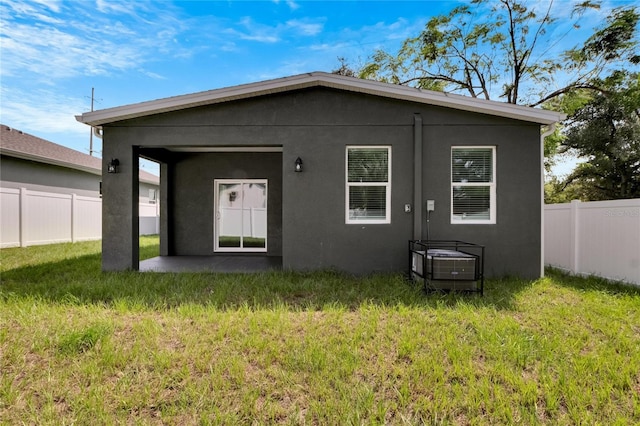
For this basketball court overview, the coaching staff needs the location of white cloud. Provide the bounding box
[0,1,197,81]
[232,17,281,43]
[137,69,167,80]
[286,19,324,36]
[228,16,325,44]
[354,18,420,43]
[220,41,238,52]
[0,86,89,137]
[238,32,280,43]
[272,0,299,11]
[0,22,146,79]
[95,0,137,16]
[31,0,61,13]
[308,42,351,52]
[1,0,62,21]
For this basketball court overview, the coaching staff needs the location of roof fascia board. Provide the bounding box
[76,72,565,126]
[76,74,321,126]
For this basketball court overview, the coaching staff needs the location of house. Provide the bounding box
[75,72,564,278]
[0,125,160,246]
[0,124,159,200]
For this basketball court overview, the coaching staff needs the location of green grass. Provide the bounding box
[218,236,266,248]
[1,238,639,424]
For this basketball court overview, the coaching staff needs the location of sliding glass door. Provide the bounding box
[214,179,267,252]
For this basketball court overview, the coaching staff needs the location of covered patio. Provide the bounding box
[139,256,282,273]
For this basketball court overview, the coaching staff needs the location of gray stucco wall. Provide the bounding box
[422,122,542,279]
[169,152,282,256]
[102,87,542,278]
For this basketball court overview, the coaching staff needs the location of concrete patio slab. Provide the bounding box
[139,256,282,273]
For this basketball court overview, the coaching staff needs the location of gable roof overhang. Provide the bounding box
[76,72,565,127]
[0,125,159,185]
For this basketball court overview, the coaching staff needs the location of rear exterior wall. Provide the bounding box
[102,87,542,278]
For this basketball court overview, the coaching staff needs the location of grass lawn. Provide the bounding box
[218,236,266,248]
[1,237,639,424]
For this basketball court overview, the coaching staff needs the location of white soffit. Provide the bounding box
[76,72,565,126]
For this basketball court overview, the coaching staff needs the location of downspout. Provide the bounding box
[540,122,557,278]
[414,114,423,240]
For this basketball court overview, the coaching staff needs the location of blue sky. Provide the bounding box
[0,0,635,176]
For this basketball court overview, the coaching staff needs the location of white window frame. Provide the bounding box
[345,146,392,224]
[214,179,268,253]
[451,146,496,224]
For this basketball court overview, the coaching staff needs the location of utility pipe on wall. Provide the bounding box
[413,113,423,240]
[540,122,557,278]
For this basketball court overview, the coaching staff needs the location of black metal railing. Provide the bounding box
[409,240,485,295]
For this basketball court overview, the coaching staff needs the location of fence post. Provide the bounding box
[19,188,27,247]
[570,199,581,275]
[155,197,160,234]
[71,193,77,243]
[250,207,255,238]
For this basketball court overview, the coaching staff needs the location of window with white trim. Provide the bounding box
[346,146,391,224]
[451,146,496,224]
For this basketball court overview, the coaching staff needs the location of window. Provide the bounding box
[451,146,496,224]
[346,146,391,224]
[149,188,157,204]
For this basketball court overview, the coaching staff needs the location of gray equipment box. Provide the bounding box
[409,241,484,294]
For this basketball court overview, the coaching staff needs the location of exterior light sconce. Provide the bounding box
[107,158,120,174]
[229,191,237,202]
[294,157,303,172]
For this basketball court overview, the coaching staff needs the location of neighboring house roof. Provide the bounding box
[76,71,565,127]
[0,124,159,184]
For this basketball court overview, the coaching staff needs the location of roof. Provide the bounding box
[0,125,159,185]
[76,71,565,127]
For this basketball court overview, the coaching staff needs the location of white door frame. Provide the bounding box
[214,179,268,253]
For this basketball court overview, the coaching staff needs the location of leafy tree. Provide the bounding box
[544,176,584,203]
[536,6,640,106]
[332,57,358,77]
[343,1,638,198]
[556,72,640,200]
[358,1,638,108]
[540,88,593,172]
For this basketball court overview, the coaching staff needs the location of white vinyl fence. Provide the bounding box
[545,199,640,286]
[219,207,267,238]
[1,187,159,248]
[139,202,160,236]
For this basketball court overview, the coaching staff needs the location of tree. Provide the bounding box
[332,57,358,77]
[348,1,639,192]
[544,176,585,203]
[359,1,638,108]
[556,72,640,200]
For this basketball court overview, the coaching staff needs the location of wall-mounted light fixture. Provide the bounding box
[107,158,120,174]
[294,157,303,172]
